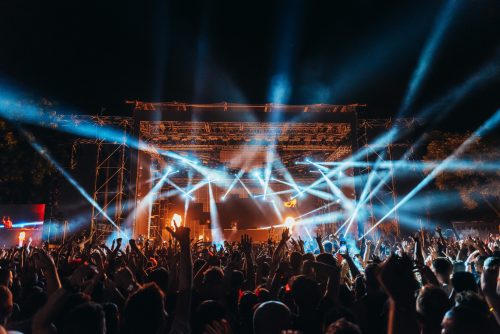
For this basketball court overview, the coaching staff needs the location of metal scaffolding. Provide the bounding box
[68,116,133,242]
[61,103,422,241]
[357,118,421,236]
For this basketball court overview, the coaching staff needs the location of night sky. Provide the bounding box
[1,0,499,130]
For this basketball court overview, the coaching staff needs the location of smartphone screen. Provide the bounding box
[339,245,347,254]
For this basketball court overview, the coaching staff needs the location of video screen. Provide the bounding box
[0,204,45,247]
[0,204,45,229]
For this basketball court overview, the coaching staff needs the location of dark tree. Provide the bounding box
[0,118,66,204]
[423,131,500,217]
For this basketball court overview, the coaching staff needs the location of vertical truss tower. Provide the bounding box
[68,116,133,242]
[357,118,420,236]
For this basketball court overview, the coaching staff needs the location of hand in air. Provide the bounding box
[241,234,253,255]
[166,221,191,245]
[281,228,291,242]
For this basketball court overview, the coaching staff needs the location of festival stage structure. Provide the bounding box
[64,103,420,242]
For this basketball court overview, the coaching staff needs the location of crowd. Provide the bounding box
[0,223,499,334]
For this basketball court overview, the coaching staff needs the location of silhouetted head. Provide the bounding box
[62,302,106,334]
[316,253,337,267]
[451,272,477,293]
[253,301,292,334]
[291,275,321,312]
[192,300,226,334]
[416,285,451,331]
[239,291,258,317]
[325,318,361,334]
[454,291,489,314]
[441,304,489,334]
[202,267,225,300]
[147,267,169,294]
[255,287,271,303]
[432,257,453,282]
[123,283,166,334]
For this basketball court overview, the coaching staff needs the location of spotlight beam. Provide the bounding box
[311,160,500,172]
[164,177,193,200]
[20,128,123,235]
[295,201,338,220]
[238,178,253,198]
[273,177,336,201]
[253,189,294,198]
[293,128,399,198]
[319,170,355,212]
[399,0,459,115]
[341,144,389,237]
[362,109,500,238]
[221,171,244,200]
[185,179,211,196]
[208,181,223,243]
[271,200,284,221]
[271,177,301,195]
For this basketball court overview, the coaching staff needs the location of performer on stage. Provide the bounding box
[2,216,12,229]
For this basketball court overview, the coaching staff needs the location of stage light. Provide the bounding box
[220,196,226,201]
[272,200,284,221]
[284,217,295,229]
[171,213,182,227]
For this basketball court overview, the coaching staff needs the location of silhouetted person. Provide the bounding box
[253,301,292,334]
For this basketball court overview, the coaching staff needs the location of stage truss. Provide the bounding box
[62,104,421,241]
[67,116,133,242]
[358,118,421,236]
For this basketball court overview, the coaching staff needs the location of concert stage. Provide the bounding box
[69,102,418,242]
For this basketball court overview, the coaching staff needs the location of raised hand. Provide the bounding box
[316,230,323,242]
[297,236,305,248]
[115,238,122,250]
[90,252,105,276]
[241,234,253,255]
[166,222,191,245]
[410,232,420,243]
[377,254,418,305]
[281,228,291,243]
